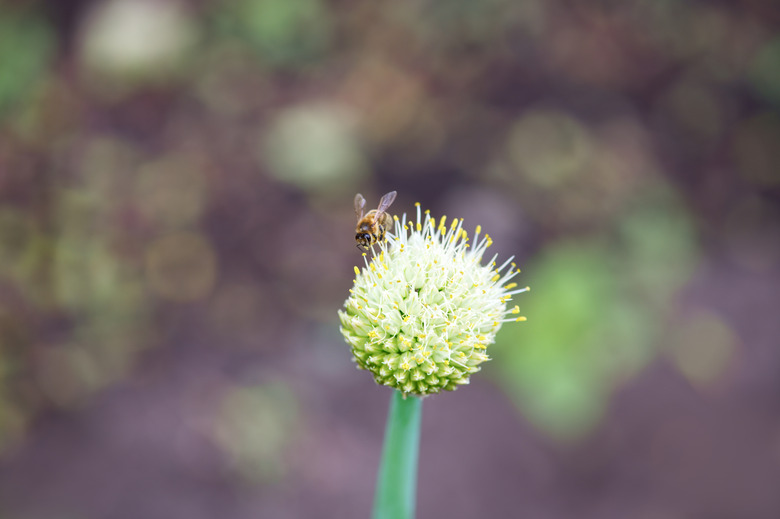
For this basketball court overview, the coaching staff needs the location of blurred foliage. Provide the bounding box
[491,184,698,440]
[0,0,778,459]
[261,102,369,196]
[0,6,54,115]
[214,381,301,483]
[666,308,739,390]
[214,0,332,67]
[749,36,780,109]
[77,0,197,92]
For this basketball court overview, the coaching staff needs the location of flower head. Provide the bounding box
[338,203,528,396]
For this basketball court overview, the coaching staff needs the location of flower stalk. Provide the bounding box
[372,391,422,519]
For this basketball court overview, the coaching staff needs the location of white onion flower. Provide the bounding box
[338,203,529,396]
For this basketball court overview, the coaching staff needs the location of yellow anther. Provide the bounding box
[475,225,482,234]
[491,274,500,282]
[440,215,447,228]
[516,316,527,322]
[415,202,421,207]
[504,283,517,290]
[353,266,360,275]
[511,305,520,314]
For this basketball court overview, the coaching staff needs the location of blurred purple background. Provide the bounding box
[0,0,779,517]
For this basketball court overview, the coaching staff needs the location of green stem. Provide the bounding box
[372,391,423,519]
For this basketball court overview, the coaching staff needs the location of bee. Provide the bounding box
[354,190,397,250]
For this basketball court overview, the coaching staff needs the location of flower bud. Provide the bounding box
[339,204,528,396]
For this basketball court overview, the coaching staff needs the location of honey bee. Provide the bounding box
[354,191,397,250]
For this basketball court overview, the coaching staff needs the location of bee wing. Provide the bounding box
[374,190,397,219]
[354,193,367,220]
